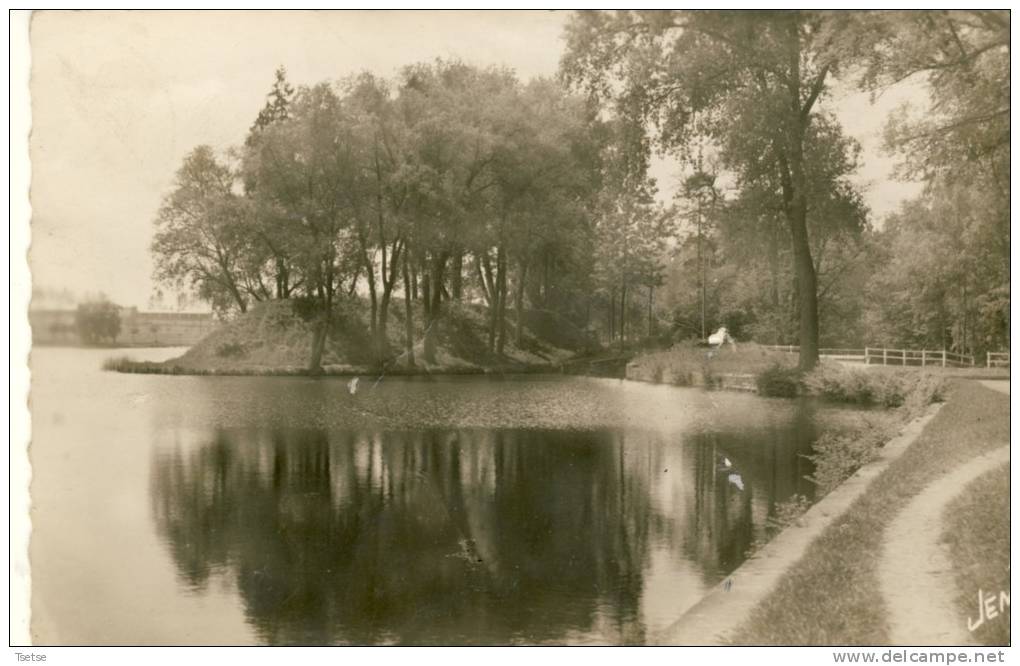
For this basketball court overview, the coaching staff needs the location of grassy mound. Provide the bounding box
[520,308,598,354]
[115,298,582,374]
[172,299,371,373]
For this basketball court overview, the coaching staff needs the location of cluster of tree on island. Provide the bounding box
[150,10,1008,372]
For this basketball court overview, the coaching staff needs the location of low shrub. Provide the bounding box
[803,362,945,409]
[747,494,811,556]
[771,493,812,529]
[902,371,947,415]
[101,356,136,371]
[102,357,182,374]
[216,341,245,358]
[805,420,892,497]
[668,368,694,386]
[756,364,801,397]
[803,362,876,403]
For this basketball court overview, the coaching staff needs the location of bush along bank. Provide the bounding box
[739,364,947,563]
[627,345,946,409]
[791,363,946,498]
[767,364,947,546]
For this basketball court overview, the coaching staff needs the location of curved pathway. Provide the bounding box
[978,380,1010,396]
[878,446,1010,645]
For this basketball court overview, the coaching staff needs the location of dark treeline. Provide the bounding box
[153,11,1008,372]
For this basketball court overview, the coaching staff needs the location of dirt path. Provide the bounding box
[978,380,1010,396]
[878,446,1010,645]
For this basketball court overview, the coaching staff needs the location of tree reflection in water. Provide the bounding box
[149,422,816,644]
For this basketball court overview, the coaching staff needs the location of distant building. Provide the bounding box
[29,307,217,347]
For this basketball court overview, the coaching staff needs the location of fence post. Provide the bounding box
[942,350,946,368]
[865,346,870,365]
[882,349,887,365]
[922,350,926,367]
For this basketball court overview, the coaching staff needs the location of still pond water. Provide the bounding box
[30,347,858,645]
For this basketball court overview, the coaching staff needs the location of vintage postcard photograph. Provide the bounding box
[12,8,1010,653]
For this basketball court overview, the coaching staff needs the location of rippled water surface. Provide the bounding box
[30,347,857,645]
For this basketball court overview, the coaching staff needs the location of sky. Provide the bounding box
[25,10,924,310]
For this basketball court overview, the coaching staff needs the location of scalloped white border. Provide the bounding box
[10,9,34,648]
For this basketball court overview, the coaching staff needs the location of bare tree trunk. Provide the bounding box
[401,248,415,368]
[368,282,378,351]
[451,250,463,300]
[514,260,528,346]
[647,285,653,339]
[375,239,404,365]
[768,223,781,343]
[355,227,380,353]
[485,250,498,352]
[619,281,627,353]
[542,252,551,307]
[783,16,820,370]
[421,257,431,319]
[378,284,393,365]
[609,288,616,343]
[308,273,334,375]
[308,320,327,374]
[423,251,447,364]
[347,265,361,297]
[481,252,496,306]
[275,257,289,299]
[221,268,247,314]
[789,205,818,369]
[487,284,498,353]
[496,246,507,355]
[475,253,493,306]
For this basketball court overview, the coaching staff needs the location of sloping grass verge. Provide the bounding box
[942,464,1010,646]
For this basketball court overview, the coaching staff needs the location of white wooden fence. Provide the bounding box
[764,345,868,364]
[986,352,1010,368]
[764,345,1008,368]
[863,347,974,367]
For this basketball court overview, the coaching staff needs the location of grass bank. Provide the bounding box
[729,380,1009,645]
[942,464,1010,646]
[106,298,592,376]
[626,342,794,388]
[628,344,1005,399]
